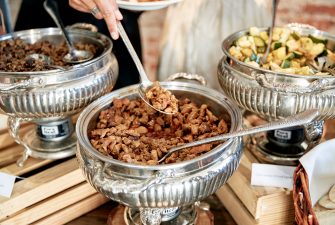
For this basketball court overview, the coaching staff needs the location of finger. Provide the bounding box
[69,0,90,13]
[109,0,123,20]
[95,0,120,39]
[80,0,103,19]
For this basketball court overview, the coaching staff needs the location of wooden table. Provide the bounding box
[67,195,237,225]
[67,119,335,225]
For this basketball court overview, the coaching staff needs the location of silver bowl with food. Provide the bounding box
[76,81,243,225]
[0,27,118,166]
[218,25,335,164]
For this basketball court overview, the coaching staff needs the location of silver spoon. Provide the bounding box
[25,53,67,71]
[158,109,319,163]
[261,0,279,64]
[117,23,176,115]
[43,0,93,64]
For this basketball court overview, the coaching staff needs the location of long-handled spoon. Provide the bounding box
[158,109,319,163]
[117,23,177,114]
[43,0,93,64]
[261,0,279,64]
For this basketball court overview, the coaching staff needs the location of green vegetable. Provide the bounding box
[285,53,295,60]
[310,43,325,57]
[291,32,301,40]
[293,51,303,58]
[281,59,291,68]
[254,36,265,47]
[272,42,282,50]
[308,34,328,44]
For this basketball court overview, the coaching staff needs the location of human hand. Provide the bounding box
[69,0,123,39]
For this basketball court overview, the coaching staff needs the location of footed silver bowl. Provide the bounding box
[76,81,243,225]
[218,25,335,164]
[0,27,118,166]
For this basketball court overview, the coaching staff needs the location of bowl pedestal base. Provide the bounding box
[247,121,324,165]
[8,116,76,167]
[107,204,214,225]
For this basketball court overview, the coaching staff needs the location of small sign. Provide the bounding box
[0,172,17,198]
[251,163,295,189]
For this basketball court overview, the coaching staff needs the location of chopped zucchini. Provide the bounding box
[285,53,295,60]
[259,31,269,42]
[291,60,301,68]
[236,36,251,48]
[291,32,301,41]
[318,49,328,57]
[293,51,303,58]
[308,34,328,44]
[254,36,265,47]
[286,39,300,52]
[241,48,253,57]
[310,43,325,57]
[300,37,313,51]
[244,57,251,63]
[281,59,291,68]
[249,27,260,36]
[279,28,291,43]
[257,46,266,53]
[275,46,287,60]
[272,42,282,50]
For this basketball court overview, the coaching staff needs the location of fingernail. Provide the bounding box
[111,31,118,40]
[116,10,123,20]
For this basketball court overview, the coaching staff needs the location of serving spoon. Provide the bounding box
[25,53,67,71]
[261,0,279,64]
[43,0,93,64]
[158,109,319,163]
[117,23,176,115]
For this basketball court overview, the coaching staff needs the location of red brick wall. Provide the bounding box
[276,0,335,33]
[140,0,335,80]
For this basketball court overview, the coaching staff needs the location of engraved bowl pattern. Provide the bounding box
[0,28,118,119]
[76,82,243,208]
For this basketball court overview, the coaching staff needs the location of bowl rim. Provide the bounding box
[221,26,335,79]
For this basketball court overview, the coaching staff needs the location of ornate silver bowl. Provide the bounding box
[76,81,243,225]
[0,27,118,166]
[218,25,335,164]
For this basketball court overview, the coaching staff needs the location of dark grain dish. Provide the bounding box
[89,97,229,165]
[0,38,97,72]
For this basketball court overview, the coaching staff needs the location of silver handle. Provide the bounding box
[0,77,44,93]
[254,73,335,93]
[91,159,174,194]
[166,73,207,86]
[67,23,98,32]
[117,23,150,84]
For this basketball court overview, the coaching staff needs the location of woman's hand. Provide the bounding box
[69,0,123,39]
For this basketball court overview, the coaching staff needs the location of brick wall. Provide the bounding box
[139,0,335,80]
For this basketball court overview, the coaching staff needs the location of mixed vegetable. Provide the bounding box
[229,27,335,75]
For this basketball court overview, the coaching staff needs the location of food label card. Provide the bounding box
[251,163,295,189]
[0,172,17,198]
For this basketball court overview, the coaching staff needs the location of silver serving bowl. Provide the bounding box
[0,27,118,118]
[0,27,118,166]
[218,26,335,121]
[76,82,243,224]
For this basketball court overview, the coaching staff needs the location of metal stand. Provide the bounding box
[8,116,76,167]
[248,121,324,165]
[108,202,214,225]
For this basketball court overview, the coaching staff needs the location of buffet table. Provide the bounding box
[1,116,332,224]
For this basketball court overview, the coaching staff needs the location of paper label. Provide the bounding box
[251,163,295,189]
[0,172,16,198]
[274,129,292,140]
[41,126,59,136]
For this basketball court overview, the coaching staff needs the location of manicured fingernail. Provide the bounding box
[111,31,118,40]
[116,10,123,20]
